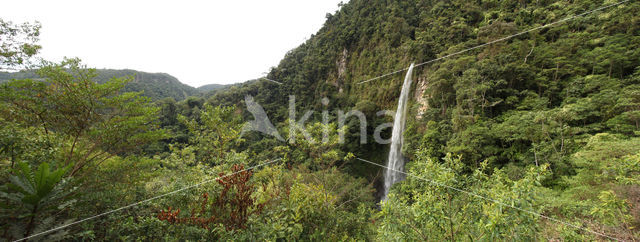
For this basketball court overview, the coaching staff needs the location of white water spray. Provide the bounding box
[382,63,414,201]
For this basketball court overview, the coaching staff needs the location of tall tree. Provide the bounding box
[0,18,41,70]
[0,58,166,177]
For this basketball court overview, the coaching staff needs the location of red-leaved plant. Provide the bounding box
[158,164,267,230]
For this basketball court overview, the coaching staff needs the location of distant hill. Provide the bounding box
[0,69,198,101]
[197,83,229,93]
[95,69,198,101]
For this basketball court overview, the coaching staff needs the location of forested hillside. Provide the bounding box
[0,68,199,101]
[197,83,229,93]
[2,0,640,240]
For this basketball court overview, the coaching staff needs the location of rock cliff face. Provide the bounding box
[414,74,429,119]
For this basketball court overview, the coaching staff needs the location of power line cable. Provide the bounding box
[357,0,630,84]
[14,158,282,242]
[355,157,622,241]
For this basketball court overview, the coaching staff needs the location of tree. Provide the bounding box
[0,58,166,177]
[0,120,28,169]
[377,152,547,241]
[179,104,244,165]
[1,162,73,240]
[608,84,640,134]
[158,164,266,231]
[0,18,41,70]
[559,133,640,239]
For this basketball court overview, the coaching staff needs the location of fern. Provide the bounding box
[1,162,73,240]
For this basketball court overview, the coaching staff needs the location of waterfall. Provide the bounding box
[382,63,415,201]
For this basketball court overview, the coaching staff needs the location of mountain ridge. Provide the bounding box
[0,68,201,101]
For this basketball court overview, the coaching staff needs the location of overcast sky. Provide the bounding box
[1,0,344,87]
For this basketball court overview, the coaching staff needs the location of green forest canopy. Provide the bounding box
[1,0,640,240]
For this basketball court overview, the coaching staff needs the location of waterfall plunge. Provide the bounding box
[382,63,414,201]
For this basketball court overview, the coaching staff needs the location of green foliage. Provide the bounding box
[197,83,229,93]
[246,165,375,240]
[279,121,354,170]
[1,162,73,240]
[590,190,632,227]
[0,18,41,70]
[179,104,244,165]
[94,69,200,101]
[552,133,640,239]
[0,58,167,177]
[378,152,548,241]
[0,119,59,171]
[3,0,640,240]
[0,68,200,101]
[4,162,69,211]
[608,84,640,134]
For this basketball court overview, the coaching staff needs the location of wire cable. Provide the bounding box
[14,158,282,242]
[357,0,630,84]
[355,157,622,241]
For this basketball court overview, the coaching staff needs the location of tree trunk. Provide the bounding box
[24,205,38,239]
[524,43,534,64]
[68,134,80,166]
[448,194,455,241]
[10,148,15,169]
[609,60,613,78]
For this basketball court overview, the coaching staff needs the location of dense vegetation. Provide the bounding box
[2,0,640,240]
[197,83,229,93]
[0,69,199,101]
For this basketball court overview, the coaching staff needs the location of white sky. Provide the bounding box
[1,0,344,87]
